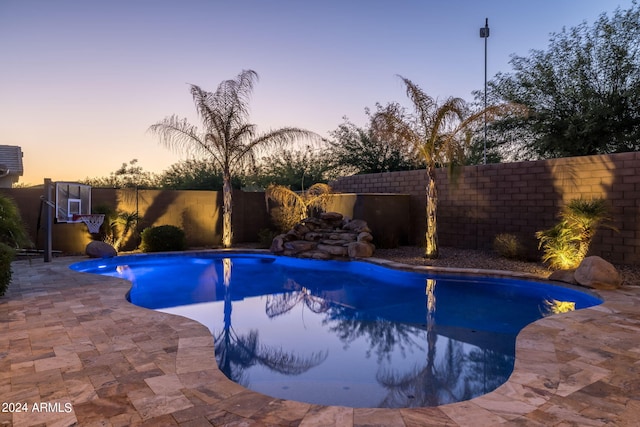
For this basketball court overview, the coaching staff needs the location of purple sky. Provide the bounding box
[0,0,634,185]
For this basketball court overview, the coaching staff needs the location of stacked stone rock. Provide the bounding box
[270,212,375,260]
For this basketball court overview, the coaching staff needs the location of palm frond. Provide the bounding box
[232,127,319,166]
[265,184,303,210]
[190,84,216,129]
[148,115,213,157]
[397,75,435,129]
[371,104,423,160]
[304,183,333,213]
[305,183,331,197]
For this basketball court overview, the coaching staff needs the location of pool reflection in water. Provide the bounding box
[71,253,601,408]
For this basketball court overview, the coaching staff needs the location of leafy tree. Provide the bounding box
[0,194,32,249]
[328,118,423,175]
[82,159,158,188]
[485,2,640,158]
[251,144,332,191]
[157,159,244,190]
[373,77,523,258]
[149,70,317,247]
[0,194,31,296]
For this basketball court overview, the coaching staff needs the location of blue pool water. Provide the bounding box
[70,252,602,408]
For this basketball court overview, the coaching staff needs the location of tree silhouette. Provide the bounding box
[374,278,465,407]
[265,279,330,318]
[212,259,328,385]
[372,77,525,258]
[149,70,318,247]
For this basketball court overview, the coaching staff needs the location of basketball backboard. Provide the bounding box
[55,182,92,223]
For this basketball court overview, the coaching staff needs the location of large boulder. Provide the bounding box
[284,240,317,254]
[343,219,371,233]
[347,241,375,258]
[269,235,285,253]
[86,241,117,258]
[317,244,349,257]
[319,212,343,222]
[574,256,623,289]
[358,232,374,243]
[548,269,578,285]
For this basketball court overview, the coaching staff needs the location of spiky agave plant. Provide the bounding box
[537,198,612,269]
[265,183,332,232]
[111,211,140,251]
[563,198,611,260]
[536,222,583,269]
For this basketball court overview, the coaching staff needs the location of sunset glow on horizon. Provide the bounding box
[0,0,634,185]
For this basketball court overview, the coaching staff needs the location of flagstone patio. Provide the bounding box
[2,255,640,426]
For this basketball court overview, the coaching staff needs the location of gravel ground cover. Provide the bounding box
[374,246,640,286]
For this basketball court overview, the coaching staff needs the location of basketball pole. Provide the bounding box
[43,178,53,262]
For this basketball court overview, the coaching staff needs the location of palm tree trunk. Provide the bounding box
[425,166,439,259]
[222,171,233,248]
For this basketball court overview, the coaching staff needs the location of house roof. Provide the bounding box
[0,145,24,176]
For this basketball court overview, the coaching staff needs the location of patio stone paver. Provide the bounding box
[2,255,640,426]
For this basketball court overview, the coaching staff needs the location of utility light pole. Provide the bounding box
[480,18,490,164]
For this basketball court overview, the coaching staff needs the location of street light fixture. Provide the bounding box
[480,18,490,164]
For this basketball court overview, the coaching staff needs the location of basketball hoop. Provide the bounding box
[72,214,105,234]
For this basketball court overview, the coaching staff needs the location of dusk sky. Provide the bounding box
[1,0,634,185]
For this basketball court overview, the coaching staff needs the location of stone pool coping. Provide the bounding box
[2,251,640,426]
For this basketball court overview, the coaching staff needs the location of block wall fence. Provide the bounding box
[0,188,409,255]
[0,189,270,254]
[331,151,640,265]
[2,151,638,264]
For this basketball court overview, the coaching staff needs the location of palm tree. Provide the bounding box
[149,70,317,247]
[264,183,332,232]
[372,76,525,258]
[536,197,612,269]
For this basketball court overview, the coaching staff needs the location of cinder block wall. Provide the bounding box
[4,152,639,264]
[332,152,640,265]
[0,188,270,254]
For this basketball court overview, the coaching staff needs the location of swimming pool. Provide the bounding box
[70,252,602,408]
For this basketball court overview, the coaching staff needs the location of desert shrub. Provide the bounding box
[140,225,187,253]
[493,233,524,260]
[536,198,611,269]
[268,206,300,234]
[0,243,15,296]
[0,194,32,248]
[91,205,139,251]
[0,194,31,296]
[257,228,279,249]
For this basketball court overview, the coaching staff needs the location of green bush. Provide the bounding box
[0,194,31,296]
[493,233,524,260]
[0,194,32,248]
[257,228,279,249]
[140,225,187,253]
[0,243,15,296]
